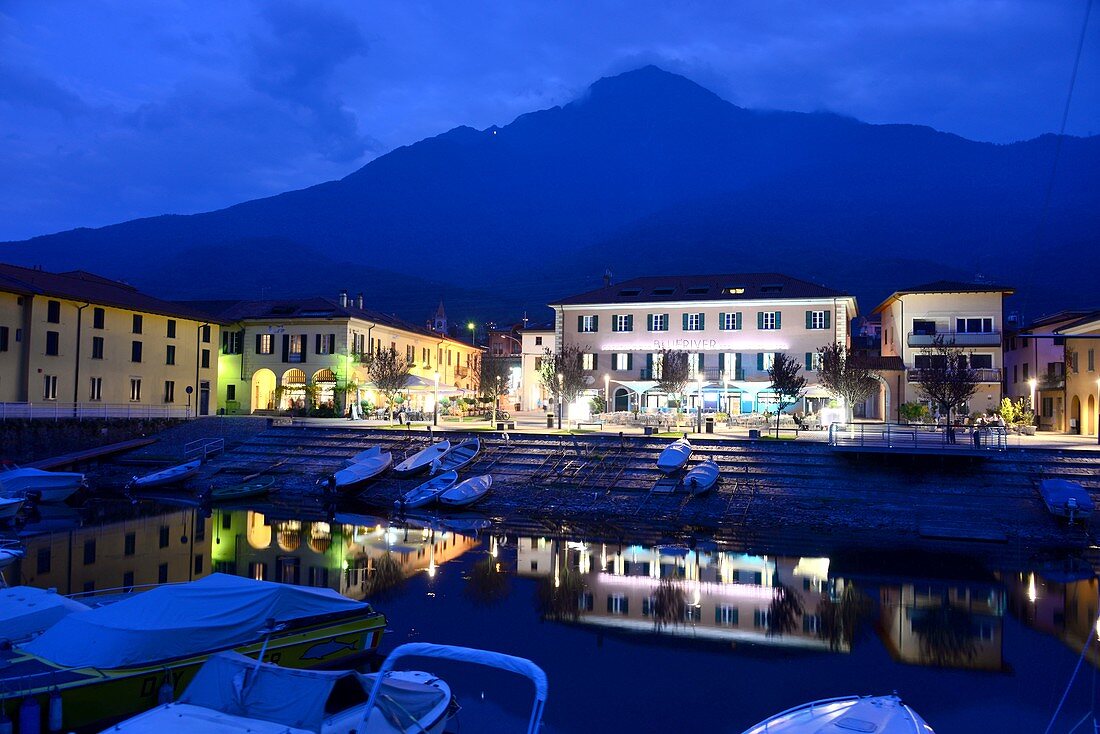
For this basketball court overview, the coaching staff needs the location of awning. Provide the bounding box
[611,380,659,396]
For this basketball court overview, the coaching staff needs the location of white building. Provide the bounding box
[520,323,554,411]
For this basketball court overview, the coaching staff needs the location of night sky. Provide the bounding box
[1,1,1097,241]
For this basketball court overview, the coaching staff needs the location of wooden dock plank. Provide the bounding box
[28,437,157,470]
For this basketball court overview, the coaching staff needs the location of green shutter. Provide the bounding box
[805,352,812,370]
[735,352,742,377]
[824,311,831,329]
[577,315,583,332]
[698,353,705,368]
[682,313,689,330]
[757,353,764,371]
[592,353,598,369]
[718,312,726,331]
[626,314,633,332]
[718,352,725,370]
[775,312,781,329]
[611,315,618,333]
[806,311,813,329]
[646,314,653,331]
[757,312,764,329]
[627,353,634,370]
[735,312,742,330]
[592,315,598,332]
[664,314,670,331]
[646,353,653,372]
[698,313,705,330]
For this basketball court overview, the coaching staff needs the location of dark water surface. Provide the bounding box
[5,500,1099,733]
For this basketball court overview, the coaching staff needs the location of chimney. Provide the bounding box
[603,269,612,287]
[338,290,348,308]
[356,292,364,309]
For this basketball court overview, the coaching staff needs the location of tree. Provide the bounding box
[816,343,880,423]
[365,346,412,423]
[476,354,512,425]
[656,349,690,411]
[914,335,980,426]
[539,345,589,429]
[768,353,807,438]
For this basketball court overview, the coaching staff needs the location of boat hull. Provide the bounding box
[0,468,84,502]
[0,496,24,521]
[130,461,202,490]
[2,610,387,732]
[394,441,451,476]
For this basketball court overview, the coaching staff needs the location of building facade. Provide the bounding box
[0,264,221,416]
[550,273,856,415]
[520,323,554,411]
[1059,313,1100,437]
[874,281,1013,420]
[1003,311,1088,431]
[207,293,482,415]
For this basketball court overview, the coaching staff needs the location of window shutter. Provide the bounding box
[806,311,812,329]
[221,331,228,352]
[824,311,831,329]
[737,312,743,330]
[592,315,598,332]
[698,353,705,368]
[627,353,633,370]
[576,353,583,369]
[646,353,653,375]
[682,313,689,330]
[610,315,618,333]
[626,314,633,331]
[735,352,742,375]
[775,312,782,329]
[592,353,598,369]
[805,352,812,370]
[607,596,613,613]
[664,314,670,330]
[757,353,764,371]
[757,312,764,329]
[300,334,308,363]
[577,315,583,332]
[718,353,725,370]
[718,312,726,331]
[329,334,336,353]
[281,335,289,362]
[646,314,653,331]
[699,313,705,330]
[315,334,322,354]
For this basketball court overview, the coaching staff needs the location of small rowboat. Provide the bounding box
[345,446,383,464]
[0,496,24,523]
[656,437,692,474]
[126,459,202,491]
[333,451,393,490]
[394,440,451,476]
[1039,478,1094,523]
[740,694,934,734]
[683,459,720,495]
[438,474,492,508]
[431,438,480,475]
[399,471,459,509]
[209,476,274,503]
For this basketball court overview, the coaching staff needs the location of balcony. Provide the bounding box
[454,365,470,378]
[1038,372,1065,391]
[907,368,1001,383]
[638,367,747,381]
[907,331,1001,348]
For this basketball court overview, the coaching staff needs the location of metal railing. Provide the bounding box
[0,402,193,421]
[185,437,225,460]
[907,331,1002,347]
[828,422,1009,451]
[906,368,1001,383]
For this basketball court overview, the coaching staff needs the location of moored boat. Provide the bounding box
[0,538,25,570]
[394,440,451,476]
[1039,478,1094,523]
[656,437,692,474]
[126,459,202,491]
[0,495,24,522]
[399,470,459,509]
[438,474,492,508]
[209,476,275,503]
[683,458,720,495]
[333,451,393,490]
[0,466,85,503]
[0,586,89,642]
[430,438,480,474]
[740,694,933,734]
[1,574,387,732]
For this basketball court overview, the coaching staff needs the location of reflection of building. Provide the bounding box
[211,511,480,599]
[10,509,211,595]
[517,538,843,649]
[878,582,1005,671]
[1006,568,1100,667]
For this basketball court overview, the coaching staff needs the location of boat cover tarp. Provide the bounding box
[1040,479,1094,511]
[23,574,367,669]
[0,586,88,642]
[179,652,445,733]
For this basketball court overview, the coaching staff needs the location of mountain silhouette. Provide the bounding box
[3,65,1097,321]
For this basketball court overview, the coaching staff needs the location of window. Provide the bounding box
[968,354,993,369]
[618,288,642,296]
[201,349,210,369]
[614,353,632,371]
[124,532,136,556]
[535,336,543,346]
[956,317,993,333]
[582,353,596,371]
[1013,365,1018,384]
[123,571,134,591]
[258,333,274,354]
[686,286,709,295]
[158,563,169,584]
[130,378,142,402]
[716,605,739,626]
[223,330,242,355]
[805,351,823,371]
[43,375,58,400]
[159,525,170,548]
[613,314,633,332]
[754,609,771,629]
[166,319,176,338]
[132,314,142,334]
[1042,397,1054,418]
[759,311,780,330]
[37,547,51,574]
[1069,352,1079,374]
[803,614,821,634]
[92,307,104,329]
[131,340,142,363]
[288,334,304,362]
[807,310,828,330]
[1023,363,1030,380]
[759,352,775,371]
[91,336,104,359]
[47,300,60,323]
[0,326,6,352]
[648,313,669,332]
[89,377,102,401]
[201,325,211,343]
[166,344,176,365]
[194,555,204,575]
[83,538,96,565]
[651,287,674,296]
[720,312,742,331]
[607,594,629,615]
[579,315,598,333]
[1089,349,1096,372]
[226,384,236,401]
[650,352,663,379]
[45,330,59,355]
[912,319,937,335]
[406,344,414,362]
[164,381,175,403]
[684,313,703,331]
[722,286,745,295]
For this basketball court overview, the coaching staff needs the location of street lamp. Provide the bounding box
[695,377,705,433]
[557,372,564,430]
[722,370,729,425]
[1028,378,1037,429]
[1095,378,1100,445]
[603,373,610,412]
[433,371,440,426]
[467,322,476,346]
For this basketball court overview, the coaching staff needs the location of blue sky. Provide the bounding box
[1,1,1096,240]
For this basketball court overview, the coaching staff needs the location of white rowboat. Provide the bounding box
[394,440,451,475]
[656,438,692,474]
[740,694,934,734]
[399,471,459,509]
[127,459,202,491]
[345,446,383,464]
[683,459,720,495]
[0,466,84,503]
[430,438,480,474]
[438,474,492,508]
[333,451,392,490]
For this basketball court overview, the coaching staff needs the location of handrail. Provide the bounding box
[0,401,193,421]
[185,437,225,460]
[828,422,1009,451]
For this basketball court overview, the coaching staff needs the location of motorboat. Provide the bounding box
[438,475,492,508]
[0,586,89,643]
[430,438,480,475]
[683,459,720,495]
[3,574,386,731]
[1039,478,1094,523]
[656,437,692,474]
[740,694,933,734]
[399,471,459,509]
[101,642,547,734]
[0,538,24,570]
[394,440,451,476]
[126,459,202,491]
[0,466,85,503]
[333,451,393,490]
[0,495,24,522]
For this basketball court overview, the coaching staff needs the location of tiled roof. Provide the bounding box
[1055,310,1100,334]
[872,280,1014,314]
[551,273,851,306]
[1018,310,1094,332]
[0,262,224,323]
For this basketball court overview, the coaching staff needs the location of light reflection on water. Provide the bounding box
[4,502,1100,733]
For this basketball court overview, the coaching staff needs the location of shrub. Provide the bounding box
[899,402,929,423]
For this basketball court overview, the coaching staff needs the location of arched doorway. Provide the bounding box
[1088,395,1096,436]
[1070,395,1081,434]
[613,387,629,412]
[282,368,307,410]
[313,368,337,409]
[251,369,276,412]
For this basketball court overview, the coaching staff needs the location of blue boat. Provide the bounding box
[1039,478,1093,523]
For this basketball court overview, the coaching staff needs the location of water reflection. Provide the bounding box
[879,582,1005,670]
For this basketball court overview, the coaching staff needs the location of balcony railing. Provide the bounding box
[637,367,748,381]
[906,368,1002,383]
[0,402,193,421]
[907,331,1001,347]
[1038,373,1066,391]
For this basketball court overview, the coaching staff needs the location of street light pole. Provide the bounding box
[557,372,564,430]
[722,370,729,425]
[433,371,439,426]
[1095,378,1099,445]
[1028,378,1037,431]
[603,373,610,412]
[467,322,476,346]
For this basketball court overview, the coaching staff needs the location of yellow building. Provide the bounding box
[1058,313,1100,436]
[0,263,222,416]
[874,280,1013,420]
[203,292,481,415]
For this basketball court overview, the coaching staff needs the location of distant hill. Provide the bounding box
[3,65,1097,321]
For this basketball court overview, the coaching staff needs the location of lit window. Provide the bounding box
[43,375,58,400]
[89,377,102,401]
[760,312,779,330]
[685,313,703,331]
[582,353,595,370]
[130,378,142,402]
[258,334,274,355]
[809,311,826,329]
[649,314,668,332]
[580,315,597,333]
[614,353,630,371]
